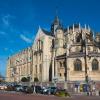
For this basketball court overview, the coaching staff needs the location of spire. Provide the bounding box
[85,24,87,31]
[53,16,60,25]
[52,6,60,26]
[88,25,90,32]
[79,23,81,31]
[73,24,74,32]
[67,26,69,33]
[51,15,62,35]
[93,31,95,38]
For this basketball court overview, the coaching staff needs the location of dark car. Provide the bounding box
[31,85,42,93]
[14,85,23,92]
[35,86,42,93]
[41,86,57,95]
[24,86,33,94]
[40,87,49,94]
[49,87,57,94]
[21,86,28,92]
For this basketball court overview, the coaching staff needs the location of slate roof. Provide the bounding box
[41,28,54,36]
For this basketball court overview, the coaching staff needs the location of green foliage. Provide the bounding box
[34,77,39,82]
[55,90,70,97]
[59,91,65,97]
[21,77,30,82]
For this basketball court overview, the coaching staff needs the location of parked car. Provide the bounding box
[49,87,57,94]
[6,85,15,91]
[24,86,33,94]
[14,85,23,92]
[0,84,7,90]
[41,86,57,95]
[32,85,42,93]
[21,86,28,92]
[41,87,49,94]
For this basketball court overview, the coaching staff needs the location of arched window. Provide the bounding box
[92,59,98,71]
[74,59,82,71]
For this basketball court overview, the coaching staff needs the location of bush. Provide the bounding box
[55,90,70,97]
[34,77,39,82]
[21,77,29,82]
[65,91,70,97]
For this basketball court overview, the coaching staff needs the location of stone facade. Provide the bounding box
[6,16,100,83]
[6,47,33,82]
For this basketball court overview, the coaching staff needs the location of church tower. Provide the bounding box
[51,16,62,35]
[55,24,64,56]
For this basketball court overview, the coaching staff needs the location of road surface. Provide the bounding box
[0,91,100,100]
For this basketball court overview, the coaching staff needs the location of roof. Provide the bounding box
[41,28,54,36]
[53,16,60,25]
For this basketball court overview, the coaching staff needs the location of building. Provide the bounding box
[6,47,33,82]
[6,16,100,84]
[32,26,53,82]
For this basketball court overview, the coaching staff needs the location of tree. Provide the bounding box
[21,77,29,82]
[34,77,39,82]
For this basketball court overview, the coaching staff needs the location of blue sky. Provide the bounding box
[0,0,100,77]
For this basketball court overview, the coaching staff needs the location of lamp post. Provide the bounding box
[82,32,89,84]
[64,38,70,90]
[84,42,89,84]
[65,34,70,82]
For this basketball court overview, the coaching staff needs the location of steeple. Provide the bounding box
[53,16,60,25]
[51,16,62,35]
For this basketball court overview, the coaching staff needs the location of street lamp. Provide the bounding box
[65,34,71,82]
[82,32,89,84]
[84,41,88,83]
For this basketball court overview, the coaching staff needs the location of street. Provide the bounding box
[0,91,100,100]
[0,92,65,100]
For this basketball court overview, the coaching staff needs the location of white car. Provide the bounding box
[0,84,7,90]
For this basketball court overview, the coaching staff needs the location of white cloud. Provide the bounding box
[4,48,8,51]
[2,14,15,27]
[2,15,10,27]
[20,34,32,43]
